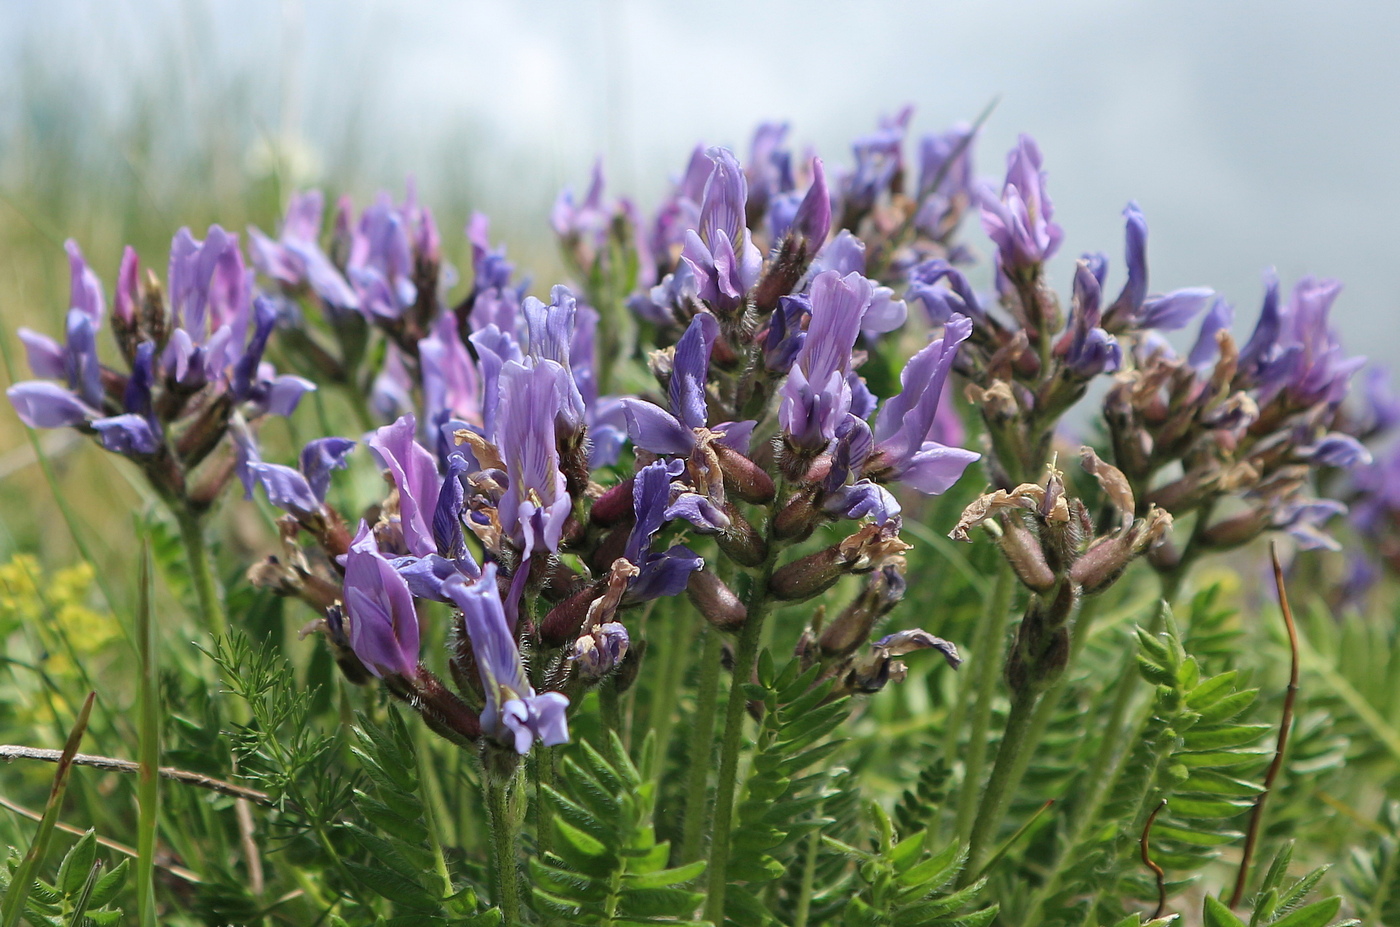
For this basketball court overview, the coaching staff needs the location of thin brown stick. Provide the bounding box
[1230,542,1300,908]
[0,746,273,806]
[1141,799,1168,919]
[0,792,203,884]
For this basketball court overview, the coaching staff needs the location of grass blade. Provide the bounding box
[136,535,160,927]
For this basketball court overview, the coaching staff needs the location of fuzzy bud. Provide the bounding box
[715,503,768,567]
[716,444,776,504]
[818,565,906,659]
[590,476,636,527]
[686,569,747,630]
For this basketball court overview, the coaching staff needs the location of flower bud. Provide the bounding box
[570,622,630,679]
[716,444,775,504]
[540,582,601,648]
[774,490,824,541]
[715,503,768,567]
[686,569,747,630]
[818,566,906,659]
[770,544,849,602]
[590,476,636,527]
[997,518,1056,592]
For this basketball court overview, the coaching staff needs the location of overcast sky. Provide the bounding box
[3,0,1398,368]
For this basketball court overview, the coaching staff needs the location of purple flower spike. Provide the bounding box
[779,270,872,451]
[444,564,569,754]
[343,523,421,679]
[369,415,442,557]
[869,315,981,494]
[980,134,1063,272]
[496,361,571,563]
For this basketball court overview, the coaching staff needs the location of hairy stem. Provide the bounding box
[953,562,1016,845]
[484,765,522,925]
[704,556,779,923]
[962,686,1038,883]
[680,629,724,863]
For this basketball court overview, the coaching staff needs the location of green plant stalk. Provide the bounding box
[0,691,95,927]
[136,540,160,927]
[174,506,228,641]
[962,686,1038,883]
[484,765,522,925]
[648,604,697,789]
[704,574,777,922]
[792,797,825,927]
[953,561,1017,845]
[680,628,724,863]
[413,726,456,907]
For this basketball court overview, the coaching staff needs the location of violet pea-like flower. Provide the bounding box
[680,148,763,314]
[624,459,704,601]
[368,415,443,557]
[342,522,421,680]
[1055,260,1122,378]
[236,426,356,519]
[778,270,872,452]
[495,360,572,563]
[444,564,569,755]
[248,190,360,314]
[864,315,981,494]
[619,312,755,456]
[980,134,1064,273]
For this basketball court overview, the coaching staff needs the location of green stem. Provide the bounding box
[648,605,697,789]
[962,686,1038,882]
[952,562,1016,845]
[174,506,228,640]
[484,765,522,925]
[703,582,775,922]
[680,629,724,863]
[413,727,455,907]
[136,541,160,927]
[792,799,824,927]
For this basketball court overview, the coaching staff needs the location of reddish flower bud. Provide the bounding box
[686,569,747,630]
[716,445,775,504]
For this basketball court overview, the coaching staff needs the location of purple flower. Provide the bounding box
[1298,433,1371,469]
[1274,497,1347,551]
[237,427,356,518]
[343,522,421,679]
[552,161,611,250]
[770,158,832,251]
[420,312,482,432]
[822,417,902,525]
[467,212,516,297]
[523,286,587,434]
[841,107,911,218]
[645,144,711,284]
[232,296,317,417]
[779,270,872,451]
[764,295,809,372]
[8,382,93,429]
[1361,368,1400,435]
[680,148,763,314]
[248,191,360,314]
[468,324,524,442]
[346,188,427,319]
[1240,273,1364,406]
[1056,260,1122,378]
[495,360,572,563]
[867,315,981,494]
[746,122,793,217]
[371,344,416,424]
[164,226,250,383]
[570,622,630,679]
[1353,441,1400,534]
[620,312,753,456]
[906,259,985,326]
[368,415,442,557]
[444,564,569,754]
[624,459,704,601]
[914,123,976,235]
[980,135,1063,272]
[1187,297,1235,369]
